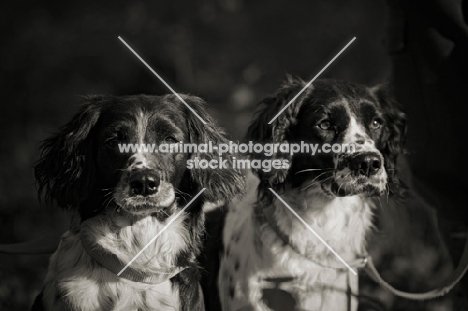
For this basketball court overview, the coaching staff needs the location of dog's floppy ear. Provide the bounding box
[35,96,104,208]
[246,76,313,203]
[184,95,245,202]
[371,84,408,197]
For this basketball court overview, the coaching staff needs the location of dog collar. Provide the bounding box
[80,231,185,284]
[261,205,368,270]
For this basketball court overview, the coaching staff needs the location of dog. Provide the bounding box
[215,77,407,311]
[31,94,244,311]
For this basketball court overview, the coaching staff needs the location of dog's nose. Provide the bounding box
[128,170,160,196]
[349,153,381,177]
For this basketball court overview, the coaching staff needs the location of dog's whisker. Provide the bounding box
[337,181,345,195]
[103,191,114,198]
[102,196,115,210]
[295,168,323,175]
[300,169,350,192]
[307,171,332,184]
[300,175,334,192]
[174,188,192,199]
[338,176,352,195]
[332,173,351,195]
[295,168,335,175]
[300,177,334,192]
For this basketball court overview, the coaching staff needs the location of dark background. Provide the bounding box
[0,0,466,310]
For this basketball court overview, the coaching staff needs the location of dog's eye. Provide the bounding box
[370,118,383,130]
[105,132,124,147]
[318,120,332,130]
[105,137,121,147]
[106,138,117,146]
[164,136,178,143]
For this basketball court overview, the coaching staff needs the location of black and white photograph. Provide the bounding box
[1,1,467,310]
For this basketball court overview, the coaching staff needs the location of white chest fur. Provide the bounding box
[219,186,374,311]
[42,212,190,311]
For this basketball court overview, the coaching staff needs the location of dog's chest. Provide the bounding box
[53,268,179,311]
[42,217,187,311]
[220,195,372,311]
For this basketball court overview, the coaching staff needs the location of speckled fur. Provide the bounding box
[219,173,374,311]
[218,78,405,311]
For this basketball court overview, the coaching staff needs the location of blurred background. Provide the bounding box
[0,0,466,310]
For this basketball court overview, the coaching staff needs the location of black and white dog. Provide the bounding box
[203,77,408,311]
[32,94,244,310]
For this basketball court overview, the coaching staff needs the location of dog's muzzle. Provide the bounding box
[330,151,387,196]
